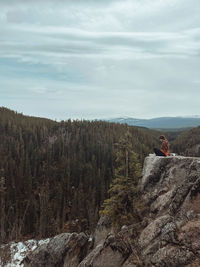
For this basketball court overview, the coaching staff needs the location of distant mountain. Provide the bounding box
[107,117,200,129]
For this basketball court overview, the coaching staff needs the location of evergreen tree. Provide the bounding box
[100,131,142,227]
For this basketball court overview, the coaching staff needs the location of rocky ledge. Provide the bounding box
[23,156,200,267]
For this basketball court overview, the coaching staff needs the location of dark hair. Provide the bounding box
[159,135,166,140]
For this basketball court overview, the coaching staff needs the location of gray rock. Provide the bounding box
[23,232,88,267]
[78,233,131,267]
[93,215,112,248]
[138,215,172,249]
[151,245,195,267]
[137,156,200,266]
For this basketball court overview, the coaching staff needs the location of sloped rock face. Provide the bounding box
[137,155,200,266]
[93,215,112,248]
[78,233,131,267]
[78,215,132,267]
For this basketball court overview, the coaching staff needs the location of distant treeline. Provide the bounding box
[172,126,200,156]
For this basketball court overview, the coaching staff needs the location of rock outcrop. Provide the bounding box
[137,155,200,266]
[22,156,200,267]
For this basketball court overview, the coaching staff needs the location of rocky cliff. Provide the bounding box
[23,156,200,267]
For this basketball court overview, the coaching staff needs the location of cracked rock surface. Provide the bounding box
[137,156,200,266]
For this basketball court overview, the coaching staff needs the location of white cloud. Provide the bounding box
[0,0,200,119]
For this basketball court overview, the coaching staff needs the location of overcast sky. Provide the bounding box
[0,0,200,120]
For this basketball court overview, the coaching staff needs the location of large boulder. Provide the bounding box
[23,232,88,267]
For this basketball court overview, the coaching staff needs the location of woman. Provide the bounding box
[154,135,170,157]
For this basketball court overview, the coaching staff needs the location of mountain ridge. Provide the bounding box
[106,116,200,129]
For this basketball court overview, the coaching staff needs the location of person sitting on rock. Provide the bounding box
[154,135,170,157]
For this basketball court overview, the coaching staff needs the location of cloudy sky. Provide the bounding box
[0,0,200,120]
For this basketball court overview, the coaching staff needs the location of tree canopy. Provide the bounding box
[0,107,159,242]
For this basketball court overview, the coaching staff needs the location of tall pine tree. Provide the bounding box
[100,131,142,227]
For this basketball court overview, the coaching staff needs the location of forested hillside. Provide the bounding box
[172,126,200,156]
[0,107,159,243]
